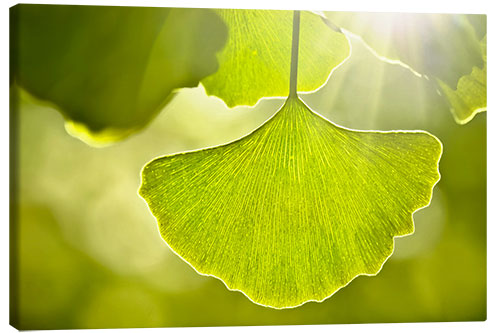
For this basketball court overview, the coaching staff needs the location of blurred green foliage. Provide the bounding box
[10,4,227,144]
[10,6,485,329]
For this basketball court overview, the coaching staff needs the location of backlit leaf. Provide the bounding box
[323,12,486,124]
[201,10,350,107]
[139,96,442,308]
[323,12,483,87]
[438,36,486,124]
[10,4,227,145]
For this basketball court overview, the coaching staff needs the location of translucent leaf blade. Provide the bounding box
[323,12,487,124]
[324,12,483,87]
[201,10,350,107]
[438,36,487,124]
[139,97,442,308]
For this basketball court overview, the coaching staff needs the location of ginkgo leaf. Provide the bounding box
[139,96,442,308]
[201,9,350,107]
[323,12,483,88]
[438,36,487,124]
[323,12,486,124]
[10,4,227,145]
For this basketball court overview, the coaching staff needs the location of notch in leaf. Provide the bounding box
[139,10,442,308]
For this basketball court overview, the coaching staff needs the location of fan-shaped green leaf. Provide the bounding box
[438,36,486,124]
[10,4,227,145]
[139,96,442,308]
[201,10,350,107]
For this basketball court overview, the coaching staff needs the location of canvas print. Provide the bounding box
[10,4,486,329]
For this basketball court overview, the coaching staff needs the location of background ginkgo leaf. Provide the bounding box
[323,12,483,87]
[301,33,450,131]
[139,97,442,308]
[323,12,486,124]
[10,4,227,145]
[438,36,486,124]
[201,10,350,107]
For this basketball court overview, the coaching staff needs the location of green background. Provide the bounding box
[10,11,486,330]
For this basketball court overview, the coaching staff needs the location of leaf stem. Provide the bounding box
[289,10,301,98]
